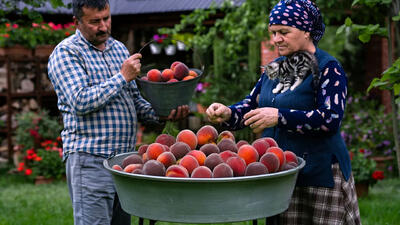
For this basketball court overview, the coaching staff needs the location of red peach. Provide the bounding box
[266,147,286,170]
[217,138,238,153]
[167,78,179,83]
[179,155,200,175]
[262,137,279,148]
[226,156,246,177]
[259,152,280,173]
[170,61,183,71]
[147,69,162,82]
[182,75,195,81]
[176,129,198,150]
[123,163,143,173]
[155,133,176,147]
[252,139,269,158]
[191,166,213,178]
[187,150,207,166]
[161,68,175,82]
[196,125,218,146]
[213,163,234,178]
[188,70,198,77]
[204,153,223,171]
[199,143,220,156]
[174,63,189,80]
[217,130,235,143]
[237,144,259,165]
[121,154,143,168]
[219,150,238,163]
[146,142,166,160]
[112,164,123,171]
[245,162,268,176]
[137,144,148,155]
[284,150,298,166]
[142,160,166,176]
[156,151,176,168]
[236,140,249,149]
[166,165,189,178]
[170,141,191,159]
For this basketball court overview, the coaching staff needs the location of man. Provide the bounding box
[47,1,189,224]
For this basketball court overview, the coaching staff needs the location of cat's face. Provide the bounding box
[266,62,280,79]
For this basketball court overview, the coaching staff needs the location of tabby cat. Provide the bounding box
[263,50,319,93]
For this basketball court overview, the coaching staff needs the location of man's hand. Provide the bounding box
[206,103,231,124]
[160,105,190,121]
[121,53,142,82]
[243,107,278,133]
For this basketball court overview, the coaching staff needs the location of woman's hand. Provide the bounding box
[206,103,232,124]
[244,107,278,133]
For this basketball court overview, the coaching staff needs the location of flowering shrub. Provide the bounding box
[0,21,75,48]
[349,149,384,185]
[341,93,397,178]
[152,34,175,47]
[17,139,65,179]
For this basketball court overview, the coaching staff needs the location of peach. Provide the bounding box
[166,165,189,178]
[252,139,269,158]
[266,147,286,170]
[188,70,198,77]
[179,155,199,174]
[259,152,280,173]
[182,76,195,81]
[142,152,149,163]
[176,129,198,150]
[219,150,238,163]
[187,150,207,166]
[226,156,246,176]
[123,163,143,173]
[147,69,162,82]
[142,160,166,176]
[245,162,268,176]
[284,150,298,166]
[163,145,170,152]
[281,162,297,171]
[155,134,176,147]
[170,141,191,159]
[156,151,176,168]
[236,140,249,149]
[161,68,174,82]
[122,154,143,168]
[262,137,278,148]
[213,163,234,178]
[137,144,148,155]
[146,143,166,160]
[112,164,123,171]
[199,143,220,156]
[141,76,148,81]
[167,78,178,83]
[217,130,235,143]
[174,63,189,80]
[191,166,213,178]
[204,153,223,171]
[237,144,259,165]
[217,138,238,153]
[132,169,143,174]
[196,125,218,146]
[170,61,183,71]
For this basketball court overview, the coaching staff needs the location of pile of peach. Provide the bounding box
[141,61,198,83]
[111,125,299,178]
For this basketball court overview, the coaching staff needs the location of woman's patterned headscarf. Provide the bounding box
[269,0,325,45]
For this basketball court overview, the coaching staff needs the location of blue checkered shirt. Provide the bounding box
[48,29,159,159]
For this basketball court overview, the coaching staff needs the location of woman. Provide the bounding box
[206,0,361,224]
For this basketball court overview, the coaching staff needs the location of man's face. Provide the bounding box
[74,5,111,49]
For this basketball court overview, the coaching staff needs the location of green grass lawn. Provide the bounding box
[1,164,399,225]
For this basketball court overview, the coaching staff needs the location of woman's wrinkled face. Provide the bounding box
[269,25,312,56]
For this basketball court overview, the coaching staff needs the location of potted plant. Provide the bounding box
[0,21,75,57]
[349,149,384,197]
[151,34,176,55]
[341,93,397,178]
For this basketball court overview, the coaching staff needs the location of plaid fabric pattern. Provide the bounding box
[275,163,361,225]
[48,29,158,159]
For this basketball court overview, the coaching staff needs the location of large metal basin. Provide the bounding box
[104,152,305,223]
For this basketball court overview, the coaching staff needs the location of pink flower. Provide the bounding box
[32,23,39,28]
[12,24,18,29]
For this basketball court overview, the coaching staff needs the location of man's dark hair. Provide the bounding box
[73,0,109,20]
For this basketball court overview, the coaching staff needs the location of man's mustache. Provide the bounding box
[96,31,110,36]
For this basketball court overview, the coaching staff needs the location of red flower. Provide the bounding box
[29,129,40,138]
[17,162,25,171]
[26,148,35,155]
[12,24,18,29]
[34,156,42,161]
[65,31,70,36]
[372,170,384,180]
[359,149,365,154]
[25,168,32,176]
[349,151,354,160]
